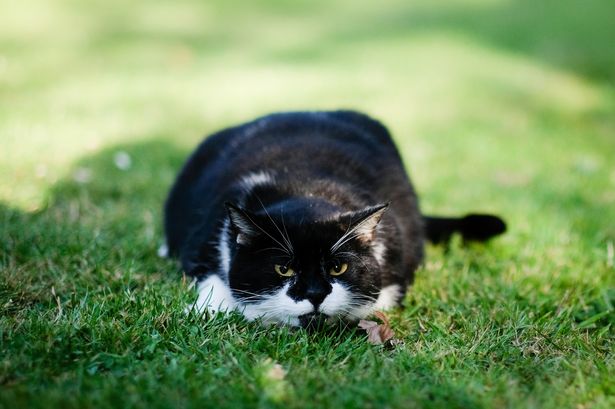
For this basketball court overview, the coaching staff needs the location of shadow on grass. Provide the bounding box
[0,137,491,407]
[1,135,610,408]
[1,138,187,308]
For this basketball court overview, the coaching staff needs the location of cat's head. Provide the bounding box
[224,200,389,328]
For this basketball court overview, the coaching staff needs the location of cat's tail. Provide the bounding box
[423,214,506,244]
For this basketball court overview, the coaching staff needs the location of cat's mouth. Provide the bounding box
[298,312,329,330]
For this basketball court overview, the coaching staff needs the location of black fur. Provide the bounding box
[164,110,505,325]
[423,214,507,244]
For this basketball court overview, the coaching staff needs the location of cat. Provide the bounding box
[163,110,506,328]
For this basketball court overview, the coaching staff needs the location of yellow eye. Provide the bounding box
[329,262,348,276]
[274,264,295,277]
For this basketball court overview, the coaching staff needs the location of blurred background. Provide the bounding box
[1,0,614,248]
[1,3,614,406]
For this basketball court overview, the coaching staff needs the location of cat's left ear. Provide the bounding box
[341,203,389,242]
[225,202,260,245]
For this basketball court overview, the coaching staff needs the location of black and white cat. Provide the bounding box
[163,111,505,327]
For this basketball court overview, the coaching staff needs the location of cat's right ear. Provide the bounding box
[225,202,260,245]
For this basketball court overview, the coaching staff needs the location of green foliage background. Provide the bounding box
[1,1,613,408]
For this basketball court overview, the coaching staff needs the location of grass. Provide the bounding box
[1,0,614,408]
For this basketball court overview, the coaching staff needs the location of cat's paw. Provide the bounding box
[157,243,169,258]
[187,274,236,316]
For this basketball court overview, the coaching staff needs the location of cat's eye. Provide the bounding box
[329,262,348,276]
[274,264,295,277]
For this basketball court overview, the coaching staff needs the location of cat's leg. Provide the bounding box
[343,284,403,320]
[157,242,169,258]
[190,274,236,314]
[373,284,402,310]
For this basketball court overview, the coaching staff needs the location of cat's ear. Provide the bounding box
[341,203,389,242]
[225,202,260,245]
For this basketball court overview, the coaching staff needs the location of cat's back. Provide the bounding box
[198,110,398,170]
[171,110,404,202]
[164,111,412,255]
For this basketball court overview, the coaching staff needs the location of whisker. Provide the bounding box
[255,195,294,254]
[237,209,290,255]
[279,205,293,254]
[333,216,354,251]
[232,289,279,302]
[335,251,370,270]
[253,246,292,254]
[339,285,378,304]
[331,213,377,253]
[331,231,365,253]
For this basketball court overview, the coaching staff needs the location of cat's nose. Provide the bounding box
[304,287,328,309]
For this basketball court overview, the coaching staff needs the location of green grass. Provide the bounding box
[1,0,614,408]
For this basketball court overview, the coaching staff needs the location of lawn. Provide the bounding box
[1,0,613,408]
